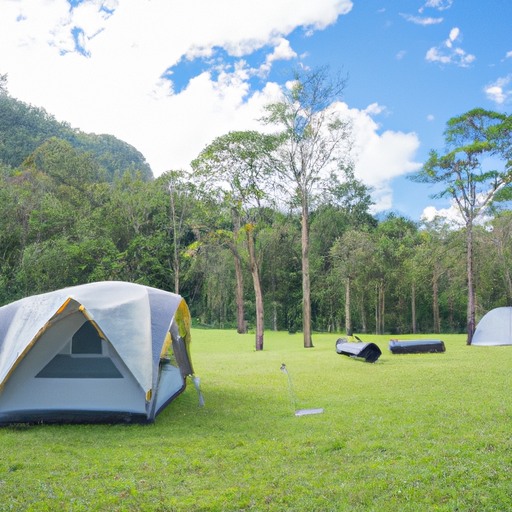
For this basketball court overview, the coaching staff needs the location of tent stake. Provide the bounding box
[280,364,324,416]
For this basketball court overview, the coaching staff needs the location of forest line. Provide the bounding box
[1,69,511,347]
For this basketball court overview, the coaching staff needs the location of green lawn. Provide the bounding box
[1,330,512,511]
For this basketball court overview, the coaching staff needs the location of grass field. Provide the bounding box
[1,330,512,511]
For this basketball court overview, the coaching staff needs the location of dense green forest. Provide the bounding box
[0,74,152,182]
[1,71,511,342]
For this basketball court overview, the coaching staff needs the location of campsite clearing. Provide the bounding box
[0,330,511,511]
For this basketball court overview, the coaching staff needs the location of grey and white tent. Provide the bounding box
[472,307,512,346]
[0,281,202,425]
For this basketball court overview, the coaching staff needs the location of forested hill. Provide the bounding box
[0,90,153,181]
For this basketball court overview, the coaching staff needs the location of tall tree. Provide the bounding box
[261,65,352,347]
[310,168,375,332]
[191,130,279,350]
[331,230,374,336]
[410,108,512,344]
[372,214,418,334]
[157,170,197,295]
[488,212,512,301]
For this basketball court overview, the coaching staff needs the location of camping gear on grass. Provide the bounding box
[0,281,203,425]
[471,307,512,346]
[280,364,324,416]
[335,336,382,363]
[388,339,445,354]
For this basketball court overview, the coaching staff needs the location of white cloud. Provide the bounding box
[426,27,476,67]
[266,38,297,64]
[363,103,386,115]
[143,71,284,171]
[340,104,421,212]
[419,0,453,13]
[506,51,512,59]
[396,50,406,60]
[0,0,354,176]
[421,203,464,227]
[427,114,435,121]
[484,75,512,105]
[426,47,451,64]
[400,13,443,25]
[422,193,493,227]
[447,27,459,46]
[257,38,298,76]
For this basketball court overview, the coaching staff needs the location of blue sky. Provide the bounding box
[1,0,511,220]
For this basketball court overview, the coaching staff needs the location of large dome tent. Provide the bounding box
[472,307,512,346]
[0,281,202,425]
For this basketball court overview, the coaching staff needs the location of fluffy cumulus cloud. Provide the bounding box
[257,38,298,76]
[421,203,464,226]
[484,75,512,105]
[342,103,421,211]
[422,195,493,228]
[426,27,475,67]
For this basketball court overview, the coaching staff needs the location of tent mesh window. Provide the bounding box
[72,321,103,354]
[36,321,123,379]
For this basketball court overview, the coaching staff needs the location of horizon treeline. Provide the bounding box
[2,156,511,335]
[1,78,511,336]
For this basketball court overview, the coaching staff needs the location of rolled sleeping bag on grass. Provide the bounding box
[388,339,445,354]
[335,338,382,363]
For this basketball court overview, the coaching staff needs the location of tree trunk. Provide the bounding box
[247,227,264,351]
[301,199,313,348]
[466,220,476,345]
[379,281,385,335]
[271,272,278,331]
[433,267,440,334]
[449,296,454,331]
[170,186,180,294]
[360,290,367,334]
[345,278,352,336]
[411,280,417,334]
[496,240,512,301]
[506,268,512,302]
[375,284,379,335]
[234,256,246,334]
[231,212,247,335]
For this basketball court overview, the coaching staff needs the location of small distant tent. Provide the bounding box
[472,307,512,346]
[0,281,202,425]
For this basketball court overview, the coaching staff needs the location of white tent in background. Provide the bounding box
[0,281,202,425]
[472,307,512,346]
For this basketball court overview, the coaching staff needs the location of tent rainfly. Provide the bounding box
[0,281,203,425]
[472,307,512,346]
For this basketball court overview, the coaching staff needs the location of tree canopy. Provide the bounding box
[0,84,511,346]
[261,65,353,347]
[410,108,512,344]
